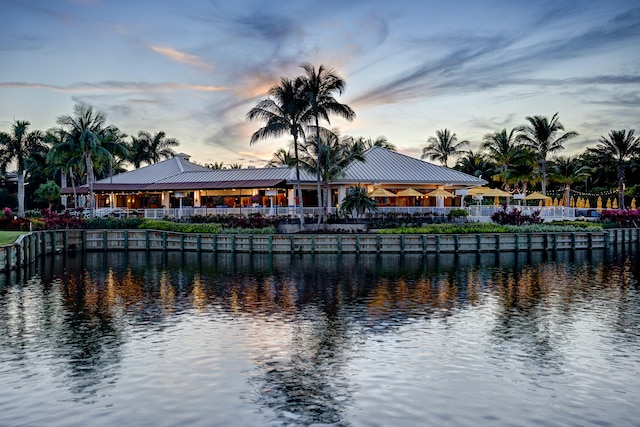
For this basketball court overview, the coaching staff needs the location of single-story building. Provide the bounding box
[62,147,487,213]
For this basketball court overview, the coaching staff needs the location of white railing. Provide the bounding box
[117,205,593,221]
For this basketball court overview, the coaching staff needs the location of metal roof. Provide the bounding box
[64,148,486,193]
[334,146,487,185]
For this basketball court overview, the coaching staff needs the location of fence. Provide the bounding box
[1,227,639,271]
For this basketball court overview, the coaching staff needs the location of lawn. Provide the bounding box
[0,231,27,245]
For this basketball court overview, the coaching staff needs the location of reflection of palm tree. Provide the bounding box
[588,129,639,209]
[422,128,469,167]
[517,113,578,195]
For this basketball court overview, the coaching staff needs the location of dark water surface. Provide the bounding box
[1,247,639,427]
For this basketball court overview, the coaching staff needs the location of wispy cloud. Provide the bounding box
[0,81,226,93]
[150,45,215,72]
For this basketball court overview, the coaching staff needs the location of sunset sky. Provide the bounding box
[2,0,639,167]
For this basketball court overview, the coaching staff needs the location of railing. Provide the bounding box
[92,205,597,221]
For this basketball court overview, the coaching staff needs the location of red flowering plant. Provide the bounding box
[599,208,640,227]
[40,209,87,230]
[0,208,32,231]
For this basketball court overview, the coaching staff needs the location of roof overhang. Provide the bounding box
[61,179,288,194]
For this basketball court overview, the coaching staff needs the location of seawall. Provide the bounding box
[1,228,639,271]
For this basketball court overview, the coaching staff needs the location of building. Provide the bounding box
[61,148,487,214]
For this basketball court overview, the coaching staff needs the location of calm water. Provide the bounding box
[1,247,639,427]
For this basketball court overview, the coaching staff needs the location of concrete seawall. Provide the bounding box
[2,228,639,271]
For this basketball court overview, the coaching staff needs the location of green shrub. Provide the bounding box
[87,217,145,229]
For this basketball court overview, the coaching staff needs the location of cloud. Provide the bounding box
[0,81,226,93]
[150,45,215,72]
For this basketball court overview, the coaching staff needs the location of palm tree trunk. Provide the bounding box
[292,135,305,231]
[85,153,95,219]
[314,116,323,225]
[618,165,625,209]
[541,158,547,195]
[17,169,25,218]
[70,168,78,210]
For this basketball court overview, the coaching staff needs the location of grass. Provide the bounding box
[0,231,27,245]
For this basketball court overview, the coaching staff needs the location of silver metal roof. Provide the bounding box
[334,146,487,185]
[95,155,211,185]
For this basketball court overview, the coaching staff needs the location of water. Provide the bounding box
[1,247,639,427]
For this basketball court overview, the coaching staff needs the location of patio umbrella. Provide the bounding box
[597,196,603,211]
[396,188,424,197]
[606,198,612,209]
[369,188,397,198]
[425,189,455,198]
[481,188,512,198]
[467,186,491,195]
[632,198,637,209]
[523,191,551,200]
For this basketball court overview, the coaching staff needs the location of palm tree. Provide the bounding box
[299,62,355,222]
[481,128,523,189]
[228,163,243,169]
[247,77,310,230]
[143,131,179,164]
[454,150,494,179]
[339,185,377,219]
[267,148,296,167]
[299,128,365,220]
[0,120,47,217]
[548,156,592,207]
[505,148,540,195]
[517,113,578,195]
[55,102,130,218]
[588,129,640,209]
[422,129,469,167]
[351,136,396,151]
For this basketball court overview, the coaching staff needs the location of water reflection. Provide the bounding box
[0,246,638,426]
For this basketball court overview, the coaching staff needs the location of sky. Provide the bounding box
[1,0,639,168]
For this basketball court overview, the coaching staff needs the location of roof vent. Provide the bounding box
[175,152,190,161]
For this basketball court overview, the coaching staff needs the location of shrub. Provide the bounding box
[599,208,640,227]
[40,209,87,230]
[87,217,145,229]
[491,207,543,226]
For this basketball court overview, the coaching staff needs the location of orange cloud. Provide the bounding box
[151,45,214,72]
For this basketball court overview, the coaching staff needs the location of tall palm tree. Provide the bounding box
[144,131,179,164]
[46,127,83,209]
[481,128,523,189]
[0,120,47,217]
[422,129,469,167]
[517,113,578,195]
[299,62,355,222]
[55,102,130,218]
[548,156,592,207]
[588,129,640,209]
[247,77,310,230]
[505,148,540,195]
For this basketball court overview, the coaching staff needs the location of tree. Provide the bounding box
[481,128,523,189]
[299,63,355,223]
[339,185,377,219]
[54,102,130,218]
[454,150,494,179]
[422,129,469,167]
[247,77,310,230]
[0,120,47,217]
[228,163,243,169]
[517,113,578,195]
[299,128,365,221]
[351,136,396,151]
[46,127,83,209]
[267,148,296,167]
[587,129,640,209]
[35,180,61,210]
[548,156,592,207]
